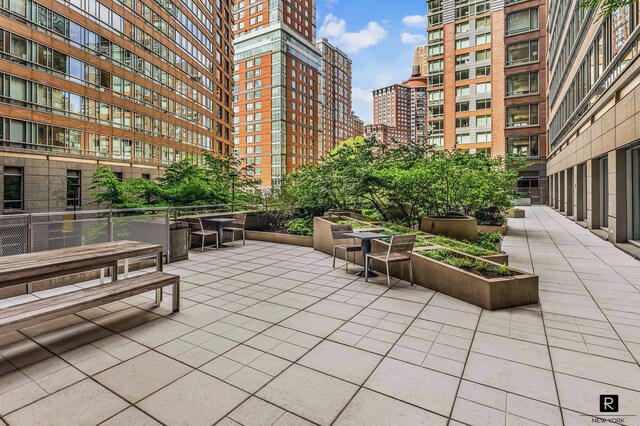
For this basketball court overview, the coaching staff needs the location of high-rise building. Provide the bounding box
[369,67,428,146]
[317,38,362,157]
[232,0,322,188]
[424,0,547,203]
[0,0,234,213]
[546,3,640,246]
[372,84,411,145]
[413,44,429,76]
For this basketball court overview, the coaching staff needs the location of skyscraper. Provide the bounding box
[317,38,363,157]
[232,0,322,187]
[0,0,234,212]
[424,0,547,202]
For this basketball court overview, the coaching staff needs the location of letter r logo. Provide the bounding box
[599,395,618,413]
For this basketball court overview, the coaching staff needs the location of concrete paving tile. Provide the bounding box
[507,394,563,426]
[365,358,459,416]
[225,366,273,392]
[228,396,285,426]
[138,371,249,425]
[257,365,358,426]
[335,388,447,425]
[280,311,344,338]
[5,379,127,426]
[367,297,424,317]
[0,381,47,416]
[94,351,191,403]
[121,317,194,348]
[550,347,640,391]
[268,292,320,309]
[200,356,244,379]
[299,340,382,385]
[471,332,552,369]
[555,373,640,417]
[249,353,291,376]
[239,302,299,323]
[306,299,364,320]
[451,397,506,425]
[101,407,161,426]
[463,353,558,405]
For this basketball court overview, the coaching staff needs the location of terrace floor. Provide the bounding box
[0,206,639,425]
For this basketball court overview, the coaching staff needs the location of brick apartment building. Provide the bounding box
[232,0,322,188]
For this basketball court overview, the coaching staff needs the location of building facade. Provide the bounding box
[372,83,411,145]
[546,2,640,247]
[424,0,547,203]
[232,0,322,188]
[0,0,234,213]
[414,44,428,76]
[317,38,362,157]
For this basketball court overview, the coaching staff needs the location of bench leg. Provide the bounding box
[111,261,118,282]
[172,282,180,312]
[155,251,163,306]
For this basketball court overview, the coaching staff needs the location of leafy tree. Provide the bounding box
[581,0,634,16]
[90,152,259,209]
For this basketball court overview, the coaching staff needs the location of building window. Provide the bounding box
[66,170,81,208]
[456,117,470,128]
[456,69,470,81]
[507,104,539,127]
[476,33,491,45]
[506,8,539,36]
[477,131,492,142]
[506,72,539,96]
[476,82,491,94]
[507,135,539,157]
[428,105,444,117]
[3,166,23,210]
[506,40,538,65]
[476,115,491,126]
[456,133,471,144]
[476,65,491,77]
[456,53,470,65]
[476,49,491,61]
[455,22,470,33]
[628,146,640,243]
[600,156,609,229]
[476,98,492,109]
[456,38,470,50]
[456,101,470,112]
[456,85,470,97]
[476,16,491,29]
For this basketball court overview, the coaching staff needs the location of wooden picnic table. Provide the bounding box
[0,240,163,289]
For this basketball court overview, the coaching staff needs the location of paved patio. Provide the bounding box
[0,206,639,425]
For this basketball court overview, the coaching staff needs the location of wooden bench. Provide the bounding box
[0,272,180,335]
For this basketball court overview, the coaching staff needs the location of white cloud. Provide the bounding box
[401,32,427,44]
[319,14,387,54]
[402,15,427,28]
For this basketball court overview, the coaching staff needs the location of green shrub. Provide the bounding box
[285,217,314,236]
[467,232,504,252]
[429,236,494,256]
[418,249,514,278]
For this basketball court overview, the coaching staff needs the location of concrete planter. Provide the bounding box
[480,252,509,265]
[411,250,538,310]
[420,216,478,241]
[477,222,508,235]
[245,230,313,247]
[506,209,526,218]
[513,197,532,206]
[314,217,533,309]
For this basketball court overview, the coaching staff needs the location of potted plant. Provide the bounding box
[506,208,526,219]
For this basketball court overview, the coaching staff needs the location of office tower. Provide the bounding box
[0,0,234,212]
[232,0,322,187]
[547,3,640,245]
[424,0,547,202]
[317,38,363,157]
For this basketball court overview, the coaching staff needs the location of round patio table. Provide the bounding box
[204,218,236,248]
[342,232,390,277]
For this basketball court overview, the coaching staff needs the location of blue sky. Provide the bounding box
[317,0,427,124]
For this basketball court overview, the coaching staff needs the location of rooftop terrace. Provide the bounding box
[0,206,639,425]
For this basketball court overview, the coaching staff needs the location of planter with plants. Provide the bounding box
[427,236,508,265]
[506,208,526,219]
[411,248,538,310]
[474,206,508,235]
[245,212,314,247]
[420,214,479,241]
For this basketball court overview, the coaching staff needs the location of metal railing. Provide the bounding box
[0,203,267,259]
